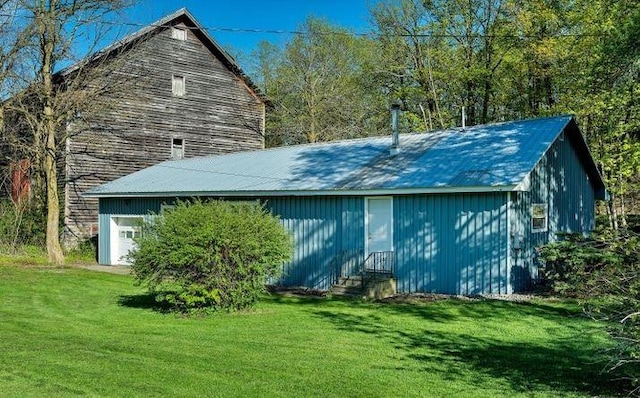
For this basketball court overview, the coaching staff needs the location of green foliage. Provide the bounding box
[539,230,640,387]
[0,198,46,252]
[255,18,389,146]
[65,238,97,263]
[538,232,624,296]
[129,200,292,313]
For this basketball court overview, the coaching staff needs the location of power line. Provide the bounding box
[0,12,606,40]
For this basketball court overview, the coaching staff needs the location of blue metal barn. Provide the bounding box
[86,115,606,294]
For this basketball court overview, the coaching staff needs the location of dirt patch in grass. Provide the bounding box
[71,263,131,275]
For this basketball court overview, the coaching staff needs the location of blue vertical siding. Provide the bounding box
[98,197,175,264]
[265,196,364,290]
[394,192,509,295]
[98,211,111,265]
[99,196,365,289]
[510,130,597,291]
[98,193,510,293]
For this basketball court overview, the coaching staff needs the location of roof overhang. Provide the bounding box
[85,184,520,199]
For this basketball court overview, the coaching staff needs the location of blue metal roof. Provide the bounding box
[86,115,604,198]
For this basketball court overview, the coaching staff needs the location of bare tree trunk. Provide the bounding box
[40,0,64,264]
[411,36,444,130]
[608,193,619,231]
[418,103,431,131]
[423,47,444,129]
[620,193,627,228]
[44,111,63,264]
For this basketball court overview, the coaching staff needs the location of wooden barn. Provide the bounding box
[3,8,264,244]
[86,116,606,295]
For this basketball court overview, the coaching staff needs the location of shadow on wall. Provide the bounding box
[395,193,510,295]
[266,196,361,291]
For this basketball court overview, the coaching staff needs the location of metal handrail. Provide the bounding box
[329,249,395,289]
[360,250,395,293]
[363,251,395,275]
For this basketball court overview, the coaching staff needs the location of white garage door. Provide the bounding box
[112,217,142,265]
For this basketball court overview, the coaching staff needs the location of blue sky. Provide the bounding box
[118,0,376,56]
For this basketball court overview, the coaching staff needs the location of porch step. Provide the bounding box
[330,284,363,297]
[331,275,397,299]
[331,275,364,297]
[337,276,363,287]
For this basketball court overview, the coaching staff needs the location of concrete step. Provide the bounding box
[331,284,363,297]
[337,276,363,287]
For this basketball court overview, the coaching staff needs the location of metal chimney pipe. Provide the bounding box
[390,101,401,155]
[462,106,466,130]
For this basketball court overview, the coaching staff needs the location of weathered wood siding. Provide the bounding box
[65,20,264,242]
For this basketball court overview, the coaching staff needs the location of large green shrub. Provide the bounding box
[130,200,292,312]
[537,232,620,297]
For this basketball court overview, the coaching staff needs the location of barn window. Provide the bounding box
[171,26,187,41]
[531,203,548,232]
[172,75,185,96]
[171,138,184,159]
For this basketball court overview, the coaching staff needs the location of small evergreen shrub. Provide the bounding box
[129,200,292,313]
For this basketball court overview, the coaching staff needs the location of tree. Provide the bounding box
[505,0,574,116]
[372,0,527,128]
[130,200,293,313]
[2,0,128,263]
[571,0,640,228]
[371,0,447,131]
[256,18,388,146]
[425,0,515,125]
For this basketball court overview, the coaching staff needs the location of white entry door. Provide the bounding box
[366,197,393,255]
[113,217,142,265]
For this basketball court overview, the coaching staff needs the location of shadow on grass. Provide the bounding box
[401,330,625,396]
[311,299,627,396]
[118,294,172,313]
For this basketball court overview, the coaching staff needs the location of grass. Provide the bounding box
[0,242,97,266]
[0,265,626,397]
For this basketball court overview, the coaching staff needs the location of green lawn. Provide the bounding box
[0,265,624,397]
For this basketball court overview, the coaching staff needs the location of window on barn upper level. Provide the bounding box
[172,75,185,96]
[171,138,184,160]
[531,203,548,232]
[171,26,187,41]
